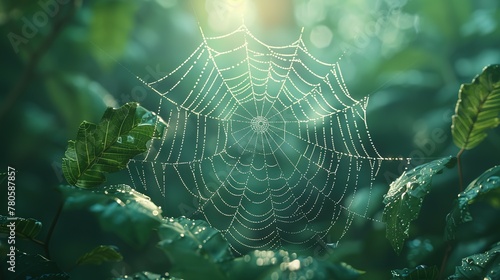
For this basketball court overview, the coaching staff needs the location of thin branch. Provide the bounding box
[456,148,465,192]
[45,201,64,260]
[438,243,453,280]
[0,0,81,120]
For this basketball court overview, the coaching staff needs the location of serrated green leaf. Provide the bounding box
[8,251,69,279]
[446,165,500,240]
[60,185,162,247]
[0,215,42,240]
[112,271,181,280]
[451,64,500,150]
[391,265,438,280]
[62,102,166,188]
[75,245,123,266]
[383,156,456,253]
[448,242,500,279]
[157,217,233,279]
[227,250,363,280]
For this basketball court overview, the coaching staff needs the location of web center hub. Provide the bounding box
[250,116,269,133]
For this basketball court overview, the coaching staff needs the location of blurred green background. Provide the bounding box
[1,0,499,279]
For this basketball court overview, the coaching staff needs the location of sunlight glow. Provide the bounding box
[205,0,255,31]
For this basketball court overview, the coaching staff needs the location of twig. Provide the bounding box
[456,148,465,192]
[438,243,453,280]
[45,201,64,260]
[0,0,81,120]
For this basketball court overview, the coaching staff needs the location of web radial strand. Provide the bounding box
[127,25,400,255]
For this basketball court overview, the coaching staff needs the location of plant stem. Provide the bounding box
[456,148,465,192]
[438,243,453,279]
[45,201,64,259]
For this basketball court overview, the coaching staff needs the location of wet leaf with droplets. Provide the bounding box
[62,102,167,188]
[157,217,233,280]
[448,242,500,279]
[445,165,500,240]
[156,218,361,280]
[383,156,456,253]
[60,184,162,247]
[390,265,438,280]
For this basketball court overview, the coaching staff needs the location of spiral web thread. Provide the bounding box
[127,25,407,255]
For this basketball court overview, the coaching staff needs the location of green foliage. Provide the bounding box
[452,64,500,150]
[0,10,500,279]
[391,265,439,280]
[10,251,69,279]
[445,165,500,240]
[156,216,363,280]
[62,102,167,188]
[227,251,363,280]
[382,156,456,253]
[157,217,233,279]
[75,245,123,266]
[0,216,42,240]
[448,242,500,279]
[5,99,368,279]
[60,184,162,247]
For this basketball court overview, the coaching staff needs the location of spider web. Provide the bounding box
[127,25,407,255]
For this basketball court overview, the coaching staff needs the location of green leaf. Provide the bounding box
[226,250,363,280]
[157,217,233,279]
[112,271,181,280]
[8,251,69,279]
[0,215,42,240]
[75,245,123,266]
[383,156,456,253]
[391,265,438,280]
[60,184,162,247]
[448,242,500,279]
[156,217,362,280]
[62,102,166,188]
[451,64,500,150]
[445,165,500,240]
